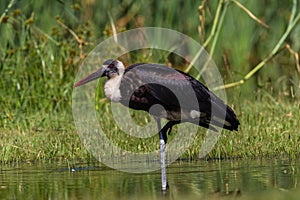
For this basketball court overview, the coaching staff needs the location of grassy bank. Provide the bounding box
[1,101,299,164]
[1,1,300,164]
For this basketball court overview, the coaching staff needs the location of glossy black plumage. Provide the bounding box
[74,59,240,142]
[119,63,240,133]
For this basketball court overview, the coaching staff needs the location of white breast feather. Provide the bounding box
[104,76,122,102]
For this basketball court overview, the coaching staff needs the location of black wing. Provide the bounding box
[120,63,239,131]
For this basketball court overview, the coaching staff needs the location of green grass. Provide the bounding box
[208,100,300,159]
[0,112,90,163]
[0,101,299,164]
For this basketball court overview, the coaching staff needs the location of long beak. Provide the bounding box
[74,67,105,87]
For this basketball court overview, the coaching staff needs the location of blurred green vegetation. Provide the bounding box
[0,0,300,162]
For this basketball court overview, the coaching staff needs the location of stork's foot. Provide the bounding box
[162,182,170,193]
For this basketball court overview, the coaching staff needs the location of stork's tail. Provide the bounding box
[209,102,240,131]
[215,106,240,131]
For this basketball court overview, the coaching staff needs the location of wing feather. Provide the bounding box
[120,63,239,130]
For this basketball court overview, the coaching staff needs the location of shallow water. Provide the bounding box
[0,159,299,199]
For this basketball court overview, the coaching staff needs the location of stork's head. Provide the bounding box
[74,59,125,87]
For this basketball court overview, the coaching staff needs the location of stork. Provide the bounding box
[74,59,240,191]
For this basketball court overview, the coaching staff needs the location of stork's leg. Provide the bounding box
[160,120,181,143]
[155,118,168,191]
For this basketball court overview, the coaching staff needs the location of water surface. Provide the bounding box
[0,159,299,199]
